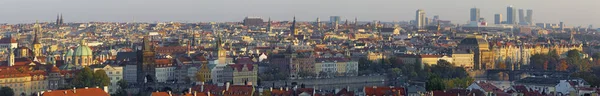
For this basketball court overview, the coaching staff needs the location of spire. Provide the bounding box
[267,17,272,33]
[33,21,41,44]
[56,13,60,25]
[59,13,63,25]
[290,16,296,36]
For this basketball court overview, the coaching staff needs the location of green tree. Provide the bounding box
[94,70,111,87]
[426,75,445,91]
[0,87,14,96]
[73,67,95,88]
[118,79,128,89]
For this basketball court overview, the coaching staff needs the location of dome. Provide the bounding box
[458,35,489,50]
[65,49,74,56]
[73,45,93,56]
[51,66,60,72]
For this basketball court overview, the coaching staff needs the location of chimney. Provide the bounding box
[193,91,197,96]
[226,82,230,91]
[270,87,273,91]
[189,88,192,94]
[37,92,40,96]
[85,87,88,89]
[168,91,172,96]
[247,82,253,86]
[207,91,211,96]
[104,86,109,93]
[73,87,76,93]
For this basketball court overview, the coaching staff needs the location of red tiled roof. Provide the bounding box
[364,86,405,96]
[42,88,109,96]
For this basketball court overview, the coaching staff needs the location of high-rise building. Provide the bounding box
[526,9,533,25]
[470,8,480,22]
[494,14,503,24]
[416,9,425,29]
[330,16,341,29]
[507,6,516,25]
[518,9,525,24]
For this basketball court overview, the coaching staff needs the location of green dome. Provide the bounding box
[65,49,74,56]
[73,45,93,56]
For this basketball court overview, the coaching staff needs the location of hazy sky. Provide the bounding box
[1,0,598,27]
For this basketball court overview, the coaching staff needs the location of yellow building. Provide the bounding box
[452,49,475,69]
[0,67,48,96]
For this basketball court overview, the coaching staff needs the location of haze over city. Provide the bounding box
[1,0,599,26]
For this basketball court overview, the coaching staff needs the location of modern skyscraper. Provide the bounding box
[526,9,533,25]
[507,6,516,25]
[416,9,425,29]
[470,8,480,22]
[494,14,503,24]
[518,9,525,24]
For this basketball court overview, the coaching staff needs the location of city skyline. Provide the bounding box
[1,0,599,27]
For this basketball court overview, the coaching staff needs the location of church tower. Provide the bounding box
[32,21,43,57]
[216,31,227,65]
[138,36,156,83]
[8,48,14,66]
[267,17,272,33]
[290,16,297,37]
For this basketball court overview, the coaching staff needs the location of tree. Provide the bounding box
[557,59,569,71]
[73,67,95,88]
[0,87,14,96]
[94,70,111,87]
[426,75,445,91]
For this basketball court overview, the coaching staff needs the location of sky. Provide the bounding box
[1,0,598,27]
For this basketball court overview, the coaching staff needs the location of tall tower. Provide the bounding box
[470,8,480,22]
[59,14,64,25]
[507,6,516,25]
[267,17,272,33]
[315,17,321,31]
[494,14,503,24]
[290,16,297,36]
[526,9,533,25]
[518,9,525,24]
[138,36,156,83]
[216,31,227,65]
[415,9,426,29]
[8,48,14,66]
[32,21,43,57]
[56,14,61,25]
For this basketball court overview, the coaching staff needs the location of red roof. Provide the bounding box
[42,88,109,96]
[364,86,405,96]
[0,37,17,44]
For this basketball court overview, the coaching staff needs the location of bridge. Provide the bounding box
[485,69,571,81]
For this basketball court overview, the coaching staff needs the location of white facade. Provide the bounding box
[155,66,176,83]
[93,65,123,94]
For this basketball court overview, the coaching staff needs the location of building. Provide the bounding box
[452,49,475,69]
[92,64,123,94]
[518,9,525,25]
[470,8,480,22]
[228,57,257,85]
[419,55,453,66]
[416,9,426,29]
[0,36,17,50]
[138,36,156,83]
[314,58,358,77]
[243,17,264,26]
[0,67,48,96]
[494,14,503,24]
[73,39,94,66]
[507,6,517,25]
[155,58,176,83]
[526,9,533,25]
[123,63,137,83]
[330,16,341,28]
[457,34,494,70]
